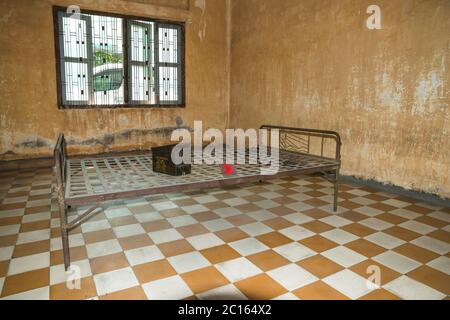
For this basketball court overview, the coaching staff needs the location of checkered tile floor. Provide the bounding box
[0,167,449,300]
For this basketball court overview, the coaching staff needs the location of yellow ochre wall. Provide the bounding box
[0,0,231,156]
[230,0,449,198]
[0,0,449,198]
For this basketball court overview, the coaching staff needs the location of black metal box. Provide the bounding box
[152,144,191,176]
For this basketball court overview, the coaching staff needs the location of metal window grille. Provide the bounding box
[55,8,184,108]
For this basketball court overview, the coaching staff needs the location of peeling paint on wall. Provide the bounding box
[194,0,207,41]
[66,125,190,147]
[0,9,13,24]
[230,0,450,198]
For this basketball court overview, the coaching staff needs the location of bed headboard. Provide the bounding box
[54,133,67,194]
[260,125,341,161]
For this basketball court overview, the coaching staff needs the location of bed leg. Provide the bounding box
[61,225,70,271]
[333,168,340,212]
[58,196,70,270]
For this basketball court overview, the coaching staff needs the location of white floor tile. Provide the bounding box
[113,224,146,238]
[213,207,241,218]
[287,193,312,202]
[267,264,317,291]
[382,199,410,208]
[135,212,163,223]
[279,225,315,241]
[81,219,111,233]
[351,197,376,206]
[286,202,314,212]
[259,191,282,200]
[50,259,92,285]
[86,239,122,259]
[7,186,30,193]
[318,195,333,203]
[152,201,177,211]
[215,257,262,282]
[247,210,277,221]
[390,208,421,220]
[239,222,273,237]
[223,198,249,207]
[230,189,255,197]
[148,229,183,244]
[1,286,49,300]
[229,238,269,256]
[3,196,28,204]
[182,204,209,214]
[284,213,314,225]
[202,219,234,232]
[384,275,446,300]
[321,229,358,244]
[416,203,441,210]
[427,256,450,275]
[0,246,14,261]
[93,267,139,296]
[125,199,150,206]
[359,218,393,231]
[50,233,85,251]
[143,275,193,300]
[347,189,370,197]
[427,211,450,223]
[51,218,60,228]
[364,232,406,249]
[167,215,197,228]
[0,209,24,218]
[323,269,373,299]
[411,236,449,255]
[163,194,186,201]
[8,252,50,275]
[16,228,50,245]
[274,242,315,262]
[373,251,421,274]
[168,251,210,273]
[354,206,384,217]
[187,233,224,250]
[319,216,352,227]
[197,284,248,300]
[255,199,279,210]
[193,195,218,204]
[124,245,164,266]
[399,220,437,235]
[104,207,132,219]
[321,246,366,268]
[26,199,51,208]
[21,212,51,223]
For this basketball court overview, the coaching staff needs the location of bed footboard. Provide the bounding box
[260,125,341,161]
[260,125,342,211]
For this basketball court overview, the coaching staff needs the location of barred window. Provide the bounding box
[54,7,184,108]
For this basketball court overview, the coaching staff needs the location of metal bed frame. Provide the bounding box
[54,125,341,269]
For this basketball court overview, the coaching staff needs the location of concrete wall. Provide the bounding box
[0,0,230,157]
[230,0,450,198]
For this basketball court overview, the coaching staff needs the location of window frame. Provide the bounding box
[53,6,186,109]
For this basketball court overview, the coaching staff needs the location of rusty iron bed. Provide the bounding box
[54,125,341,269]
